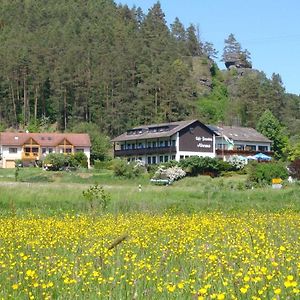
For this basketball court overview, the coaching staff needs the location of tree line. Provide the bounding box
[1,0,300,160]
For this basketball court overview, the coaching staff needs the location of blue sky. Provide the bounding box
[117,0,300,95]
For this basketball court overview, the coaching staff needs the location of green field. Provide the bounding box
[0,168,299,215]
[0,169,300,299]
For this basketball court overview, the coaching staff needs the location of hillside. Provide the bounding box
[0,0,299,143]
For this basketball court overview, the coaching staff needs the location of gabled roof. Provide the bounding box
[208,125,272,143]
[0,132,91,147]
[111,120,215,142]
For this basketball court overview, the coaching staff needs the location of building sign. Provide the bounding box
[195,136,212,149]
[179,122,213,153]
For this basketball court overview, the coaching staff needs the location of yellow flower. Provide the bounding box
[167,284,176,293]
[217,293,225,300]
[240,287,248,294]
[12,283,19,290]
[274,288,281,295]
[177,282,184,289]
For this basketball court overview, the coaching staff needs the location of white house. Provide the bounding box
[112,120,273,164]
[0,132,91,168]
[112,120,216,164]
[208,125,272,160]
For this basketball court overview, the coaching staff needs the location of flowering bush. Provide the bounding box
[153,166,186,182]
[228,155,247,170]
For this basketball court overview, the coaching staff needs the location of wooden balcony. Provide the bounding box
[22,152,40,160]
[115,146,177,157]
[216,149,274,156]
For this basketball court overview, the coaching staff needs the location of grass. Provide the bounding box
[0,169,299,215]
[0,168,299,299]
[1,212,299,299]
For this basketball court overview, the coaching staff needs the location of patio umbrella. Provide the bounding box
[246,155,257,160]
[254,153,272,161]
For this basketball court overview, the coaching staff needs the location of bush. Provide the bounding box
[111,159,146,178]
[44,153,68,171]
[73,152,88,168]
[178,156,232,177]
[248,161,288,185]
[288,159,300,179]
[227,155,247,170]
[82,184,111,212]
[152,166,186,182]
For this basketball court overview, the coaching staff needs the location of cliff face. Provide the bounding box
[190,56,213,95]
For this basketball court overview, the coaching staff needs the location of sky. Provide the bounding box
[117,0,300,95]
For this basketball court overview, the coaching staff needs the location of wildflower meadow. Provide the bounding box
[0,212,299,299]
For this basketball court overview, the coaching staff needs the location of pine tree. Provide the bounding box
[257,109,287,159]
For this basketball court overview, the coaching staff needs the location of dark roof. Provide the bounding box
[112,120,214,142]
[0,132,91,147]
[208,125,271,143]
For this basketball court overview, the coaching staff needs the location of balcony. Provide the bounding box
[216,149,274,156]
[22,152,40,160]
[115,146,177,157]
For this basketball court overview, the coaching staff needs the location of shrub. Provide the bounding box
[73,152,88,168]
[288,159,300,179]
[227,155,247,170]
[178,156,231,177]
[44,153,67,170]
[111,159,146,178]
[82,184,111,212]
[248,161,288,185]
[152,166,186,182]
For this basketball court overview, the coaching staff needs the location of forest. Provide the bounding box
[0,0,300,158]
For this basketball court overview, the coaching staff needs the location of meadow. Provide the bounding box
[0,168,299,299]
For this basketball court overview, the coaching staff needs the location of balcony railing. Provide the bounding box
[115,146,177,157]
[216,149,274,156]
[22,152,40,160]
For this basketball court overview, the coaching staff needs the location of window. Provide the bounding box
[235,145,244,150]
[258,145,268,151]
[164,156,169,162]
[147,156,151,164]
[165,141,168,147]
[180,155,184,160]
[172,140,176,146]
[121,144,124,150]
[147,142,152,148]
[152,156,156,164]
[246,145,256,151]
[159,156,164,163]
[152,141,156,148]
[65,148,72,153]
[160,141,164,147]
[9,148,17,153]
[48,148,53,153]
[42,148,47,154]
[217,143,228,150]
[75,148,84,153]
[171,155,176,160]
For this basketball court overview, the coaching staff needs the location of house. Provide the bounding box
[0,132,91,168]
[208,125,272,160]
[111,120,216,164]
[112,120,273,164]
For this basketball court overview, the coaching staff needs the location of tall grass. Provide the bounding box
[0,174,299,216]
